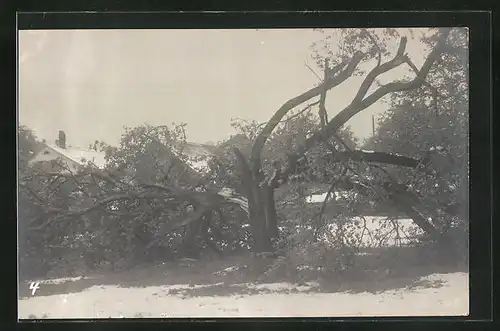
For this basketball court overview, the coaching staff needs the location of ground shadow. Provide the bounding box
[18,252,467,299]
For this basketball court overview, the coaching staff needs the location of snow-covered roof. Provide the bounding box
[182,143,214,157]
[175,142,216,174]
[173,141,214,157]
[306,191,359,203]
[185,159,210,173]
[306,192,330,204]
[429,146,443,151]
[216,134,252,148]
[30,144,107,169]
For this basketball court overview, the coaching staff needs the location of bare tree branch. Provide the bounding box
[146,196,246,250]
[351,36,407,105]
[313,166,348,240]
[362,28,382,66]
[319,58,329,129]
[27,192,153,231]
[19,182,51,207]
[27,182,233,233]
[405,57,439,115]
[304,61,322,81]
[147,207,208,245]
[327,150,422,168]
[250,51,365,175]
[359,29,450,109]
[279,28,451,180]
[231,101,320,134]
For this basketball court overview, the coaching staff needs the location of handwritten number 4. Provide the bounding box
[29,282,40,295]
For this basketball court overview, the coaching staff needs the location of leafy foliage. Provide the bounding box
[310,28,404,76]
[362,28,469,258]
[18,125,43,168]
[18,28,469,282]
[18,124,252,279]
[364,28,468,219]
[229,111,357,181]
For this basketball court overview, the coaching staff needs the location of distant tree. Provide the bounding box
[363,28,468,235]
[18,125,43,168]
[18,126,53,278]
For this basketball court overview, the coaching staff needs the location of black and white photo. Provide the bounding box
[18,27,469,318]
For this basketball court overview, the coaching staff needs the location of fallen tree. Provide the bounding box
[233,28,452,252]
[18,126,254,275]
[19,28,463,274]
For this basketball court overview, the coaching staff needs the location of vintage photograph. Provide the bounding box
[18,28,469,318]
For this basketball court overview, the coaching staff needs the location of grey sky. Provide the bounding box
[19,29,429,148]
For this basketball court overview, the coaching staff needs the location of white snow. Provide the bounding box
[227,197,249,214]
[30,145,107,169]
[218,187,235,197]
[24,276,94,285]
[306,192,329,203]
[175,141,214,173]
[217,188,249,214]
[18,272,468,318]
[306,191,358,203]
[186,159,210,173]
[323,217,424,247]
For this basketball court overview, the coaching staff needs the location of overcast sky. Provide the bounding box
[19,28,429,148]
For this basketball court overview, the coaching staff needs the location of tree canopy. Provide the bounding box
[18,28,469,280]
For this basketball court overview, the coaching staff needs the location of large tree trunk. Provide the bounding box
[233,148,277,253]
[181,221,201,259]
[237,30,450,254]
[263,184,279,239]
[178,203,202,259]
[246,181,276,253]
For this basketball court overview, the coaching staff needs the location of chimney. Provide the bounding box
[58,130,66,149]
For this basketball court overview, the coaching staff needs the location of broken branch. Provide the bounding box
[352,36,408,105]
[250,51,364,175]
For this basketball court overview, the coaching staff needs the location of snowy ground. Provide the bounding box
[18,271,468,319]
[18,215,468,319]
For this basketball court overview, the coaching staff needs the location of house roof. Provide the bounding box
[30,144,107,169]
[175,141,216,158]
[216,134,252,151]
[166,141,216,174]
[30,135,247,175]
[305,191,359,203]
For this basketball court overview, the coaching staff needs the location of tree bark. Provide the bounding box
[263,184,279,239]
[246,182,276,253]
[383,183,441,239]
[181,219,201,259]
[233,148,275,253]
